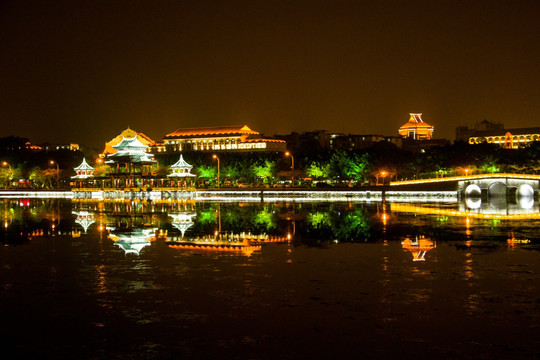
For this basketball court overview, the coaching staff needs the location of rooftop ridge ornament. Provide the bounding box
[399,113,434,140]
[409,113,424,123]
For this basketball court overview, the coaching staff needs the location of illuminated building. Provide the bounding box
[105,136,156,166]
[71,158,94,180]
[166,155,196,188]
[168,155,196,178]
[25,142,42,151]
[104,136,157,189]
[55,143,80,151]
[333,134,402,150]
[151,125,286,153]
[456,120,540,149]
[399,113,434,140]
[102,127,155,156]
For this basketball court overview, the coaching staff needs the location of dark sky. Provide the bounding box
[1,0,539,150]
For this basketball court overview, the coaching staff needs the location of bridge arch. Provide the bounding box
[465,197,481,209]
[517,184,534,198]
[488,182,507,197]
[518,196,534,209]
[464,184,481,197]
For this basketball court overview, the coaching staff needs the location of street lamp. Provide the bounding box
[212,154,220,188]
[285,151,294,185]
[377,170,387,186]
[50,160,60,188]
[1,161,12,189]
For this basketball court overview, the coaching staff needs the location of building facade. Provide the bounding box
[456,120,540,149]
[398,113,434,140]
[149,125,287,154]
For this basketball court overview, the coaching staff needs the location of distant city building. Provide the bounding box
[55,143,80,151]
[275,130,405,152]
[333,134,403,150]
[275,130,338,152]
[398,113,434,140]
[456,120,540,149]
[150,125,286,154]
[42,143,80,151]
[25,142,42,151]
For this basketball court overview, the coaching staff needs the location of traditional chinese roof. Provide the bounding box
[168,155,196,177]
[106,136,156,164]
[398,113,434,140]
[112,136,148,150]
[171,154,193,169]
[165,125,259,138]
[399,113,433,129]
[74,158,94,171]
[103,127,155,155]
[72,158,95,179]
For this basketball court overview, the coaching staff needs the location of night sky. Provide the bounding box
[1,0,539,150]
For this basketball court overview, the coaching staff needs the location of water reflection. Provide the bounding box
[0,198,539,251]
[72,210,95,236]
[2,196,540,358]
[401,236,436,261]
[108,228,156,255]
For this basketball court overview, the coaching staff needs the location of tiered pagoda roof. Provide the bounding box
[168,155,196,177]
[398,113,434,140]
[72,158,94,179]
[103,127,155,155]
[106,136,156,164]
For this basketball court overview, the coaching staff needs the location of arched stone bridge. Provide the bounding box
[389,174,540,200]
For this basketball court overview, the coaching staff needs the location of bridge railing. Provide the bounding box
[390,173,540,186]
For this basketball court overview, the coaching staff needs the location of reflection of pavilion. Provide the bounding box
[401,236,436,261]
[108,228,156,255]
[73,210,95,234]
[169,212,197,237]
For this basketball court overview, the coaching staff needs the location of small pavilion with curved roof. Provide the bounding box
[398,113,434,140]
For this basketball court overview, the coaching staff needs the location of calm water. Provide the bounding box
[2,198,540,359]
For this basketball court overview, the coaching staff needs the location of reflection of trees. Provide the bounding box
[303,205,373,241]
[254,207,277,231]
[1,199,72,243]
[191,203,282,235]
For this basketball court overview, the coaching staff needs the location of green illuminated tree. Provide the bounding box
[92,165,111,177]
[306,161,330,179]
[328,151,371,183]
[196,165,217,186]
[251,160,276,185]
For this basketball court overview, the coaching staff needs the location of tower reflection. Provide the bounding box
[401,236,436,261]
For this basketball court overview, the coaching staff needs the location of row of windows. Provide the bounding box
[151,141,268,152]
[469,134,540,144]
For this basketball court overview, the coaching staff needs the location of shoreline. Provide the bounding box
[0,188,459,202]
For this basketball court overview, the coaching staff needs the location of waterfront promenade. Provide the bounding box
[1,173,539,203]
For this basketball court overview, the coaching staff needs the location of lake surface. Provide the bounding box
[1,198,540,359]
